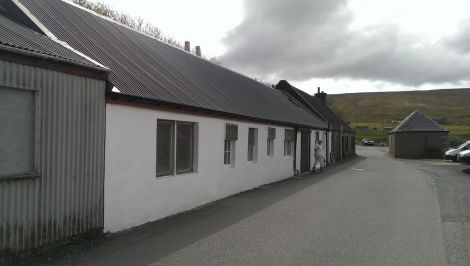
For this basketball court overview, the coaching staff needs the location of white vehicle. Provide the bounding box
[457,150,470,164]
[445,141,470,162]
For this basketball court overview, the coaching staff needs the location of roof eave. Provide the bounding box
[0,45,109,80]
[106,91,328,130]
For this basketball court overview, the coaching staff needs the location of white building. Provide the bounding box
[9,0,332,234]
[105,104,327,231]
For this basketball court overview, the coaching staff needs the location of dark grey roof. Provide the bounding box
[390,110,449,133]
[16,0,326,129]
[275,80,354,133]
[0,14,105,70]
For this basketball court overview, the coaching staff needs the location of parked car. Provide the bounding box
[457,150,470,164]
[361,139,375,146]
[444,140,470,162]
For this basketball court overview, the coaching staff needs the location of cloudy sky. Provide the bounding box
[103,0,470,94]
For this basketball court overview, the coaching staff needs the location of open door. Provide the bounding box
[300,130,311,173]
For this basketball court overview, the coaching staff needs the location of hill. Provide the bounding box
[326,88,470,146]
[327,88,470,123]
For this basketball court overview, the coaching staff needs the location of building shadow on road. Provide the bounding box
[16,156,365,266]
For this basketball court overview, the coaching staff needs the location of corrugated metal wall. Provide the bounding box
[0,60,106,252]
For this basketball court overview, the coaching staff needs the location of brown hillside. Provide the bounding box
[327,88,470,122]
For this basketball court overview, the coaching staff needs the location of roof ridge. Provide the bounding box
[391,110,448,132]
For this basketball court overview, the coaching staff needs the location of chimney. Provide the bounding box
[184,41,190,52]
[314,87,327,103]
[195,46,201,57]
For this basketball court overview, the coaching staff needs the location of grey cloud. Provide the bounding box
[220,0,470,86]
[447,19,470,54]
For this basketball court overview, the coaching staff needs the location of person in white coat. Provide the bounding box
[313,140,325,171]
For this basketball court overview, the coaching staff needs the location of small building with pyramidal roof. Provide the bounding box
[389,110,449,158]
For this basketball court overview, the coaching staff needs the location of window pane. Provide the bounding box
[176,122,194,173]
[248,128,255,161]
[224,140,231,164]
[0,87,35,176]
[156,120,174,176]
[284,140,288,156]
[226,124,238,140]
[270,139,274,156]
[248,128,255,145]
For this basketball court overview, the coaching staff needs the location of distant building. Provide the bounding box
[389,110,449,159]
[275,81,356,163]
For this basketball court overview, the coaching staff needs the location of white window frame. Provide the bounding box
[267,128,276,157]
[224,139,232,165]
[224,123,238,167]
[284,129,295,157]
[267,138,274,157]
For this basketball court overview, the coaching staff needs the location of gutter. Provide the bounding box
[0,44,108,73]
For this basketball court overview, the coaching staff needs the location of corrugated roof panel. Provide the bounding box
[0,14,104,70]
[18,0,326,128]
[275,80,354,132]
[391,110,449,132]
[295,89,354,132]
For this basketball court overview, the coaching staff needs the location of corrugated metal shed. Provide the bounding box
[390,110,449,132]
[16,0,326,129]
[0,60,106,252]
[0,14,104,71]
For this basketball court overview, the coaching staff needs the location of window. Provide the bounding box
[267,127,276,157]
[248,128,258,161]
[284,129,295,156]
[0,87,36,177]
[224,124,238,166]
[315,131,320,143]
[224,139,232,165]
[156,120,196,177]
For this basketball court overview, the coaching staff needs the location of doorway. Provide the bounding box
[300,130,310,173]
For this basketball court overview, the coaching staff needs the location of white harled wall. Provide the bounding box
[105,103,303,232]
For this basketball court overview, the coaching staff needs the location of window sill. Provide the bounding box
[0,173,40,182]
[155,171,196,181]
[224,163,235,169]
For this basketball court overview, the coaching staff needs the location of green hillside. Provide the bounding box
[327,88,470,123]
[327,88,470,146]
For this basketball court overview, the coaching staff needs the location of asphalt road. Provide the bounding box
[35,145,456,266]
